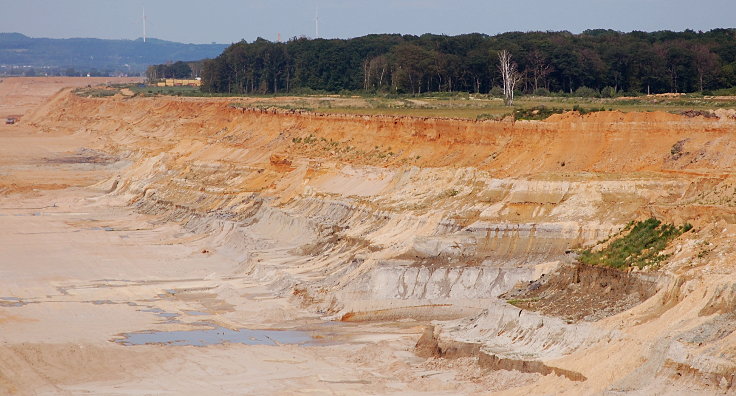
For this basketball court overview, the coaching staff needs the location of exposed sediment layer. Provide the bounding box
[415,325,587,382]
[24,91,736,394]
[501,263,659,322]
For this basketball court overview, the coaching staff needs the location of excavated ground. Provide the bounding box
[2,78,736,395]
[500,263,658,323]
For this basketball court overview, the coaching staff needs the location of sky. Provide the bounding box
[1,0,735,44]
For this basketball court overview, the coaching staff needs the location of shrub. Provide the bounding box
[572,104,607,115]
[600,86,617,98]
[578,218,692,269]
[514,106,565,120]
[574,86,599,97]
[476,113,505,121]
[711,87,736,96]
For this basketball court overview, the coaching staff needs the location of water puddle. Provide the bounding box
[140,307,180,319]
[183,310,208,316]
[0,297,25,307]
[115,324,314,347]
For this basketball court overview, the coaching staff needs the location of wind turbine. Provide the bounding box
[142,6,147,43]
[315,5,319,38]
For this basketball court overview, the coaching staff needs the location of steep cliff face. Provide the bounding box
[31,92,736,394]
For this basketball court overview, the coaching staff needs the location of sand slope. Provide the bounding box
[2,78,736,394]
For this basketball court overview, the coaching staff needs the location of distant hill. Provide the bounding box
[0,33,228,76]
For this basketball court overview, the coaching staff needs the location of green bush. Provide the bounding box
[72,87,117,97]
[578,218,692,269]
[514,106,566,120]
[600,86,617,98]
[574,86,600,97]
[711,87,736,95]
[476,113,506,121]
[572,104,607,115]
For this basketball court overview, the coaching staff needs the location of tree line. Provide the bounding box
[146,61,204,80]
[185,29,736,96]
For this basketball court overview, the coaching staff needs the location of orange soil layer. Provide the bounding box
[33,93,736,178]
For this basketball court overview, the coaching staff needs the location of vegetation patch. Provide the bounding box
[578,218,692,269]
[190,30,736,97]
[678,109,718,118]
[572,104,608,115]
[506,297,540,306]
[72,87,118,98]
[514,105,610,120]
[445,189,460,197]
[514,106,566,120]
[475,113,506,121]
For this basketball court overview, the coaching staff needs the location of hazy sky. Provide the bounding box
[2,0,735,44]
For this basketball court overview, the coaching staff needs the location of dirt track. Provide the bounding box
[2,77,736,395]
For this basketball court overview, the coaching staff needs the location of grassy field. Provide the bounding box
[229,93,736,119]
[297,96,736,120]
[83,84,736,120]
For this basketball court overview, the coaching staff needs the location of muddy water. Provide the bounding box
[116,324,314,347]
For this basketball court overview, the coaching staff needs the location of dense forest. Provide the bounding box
[191,29,736,96]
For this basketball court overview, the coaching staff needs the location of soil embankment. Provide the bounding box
[2,78,736,394]
[501,263,658,322]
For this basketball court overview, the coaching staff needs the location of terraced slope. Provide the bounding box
[18,89,736,394]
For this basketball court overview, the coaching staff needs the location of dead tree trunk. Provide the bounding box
[498,50,521,106]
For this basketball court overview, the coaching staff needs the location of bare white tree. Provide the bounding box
[498,50,521,106]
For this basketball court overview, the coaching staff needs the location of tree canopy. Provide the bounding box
[146,61,193,80]
[192,29,736,95]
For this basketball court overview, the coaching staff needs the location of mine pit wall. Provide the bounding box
[36,93,734,304]
[114,151,663,317]
[32,93,736,392]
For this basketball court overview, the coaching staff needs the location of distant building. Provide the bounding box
[156,78,201,87]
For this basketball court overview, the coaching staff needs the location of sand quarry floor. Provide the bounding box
[0,79,532,394]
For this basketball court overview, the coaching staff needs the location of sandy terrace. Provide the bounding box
[0,78,523,395]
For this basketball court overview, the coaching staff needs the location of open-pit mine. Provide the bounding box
[1,78,736,395]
